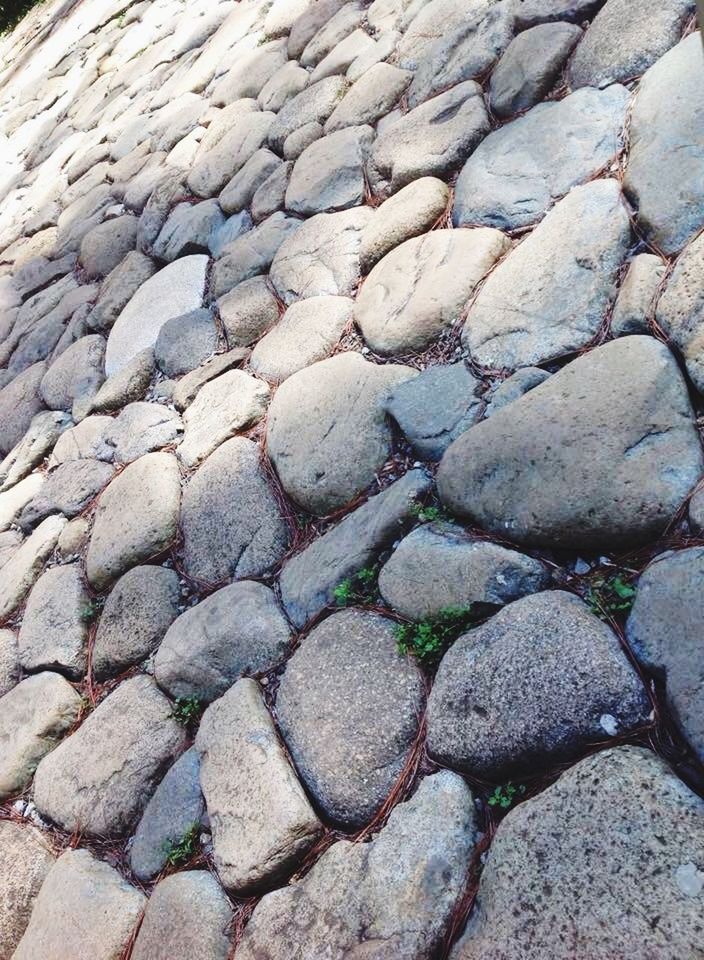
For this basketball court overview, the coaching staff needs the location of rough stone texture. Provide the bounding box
[187,110,274,198]
[0,628,18,697]
[0,474,44,532]
[0,515,66,622]
[286,125,373,216]
[269,76,350,153]
[85,452,181,590]
[105,255,208,374]
[454,85,629,230]
[0,821,56,960]
[251,160,292,222]
[357,227,511,356]
[655,232,704,392]
[212,212,301,298]
[379,523,551,620]
[171,347,249,411]
[40,334,106,413]
[464,180,630,368]
[33,676,187,838]
[177,369,270,468]
[218,275,280,348]
[325,62,412,133]
[152,199,224,262]
[514,0,603,27]
[624,34,704,255]
[276,609,424,828]
[0,410,72,493]
[612,252,666,337]
[197,679,322,893]
[267,352,415,516]
[438,337,703,550]
[79,215,137,280]
[154,581,290,704]
[626,547,704,765]
[90,348,155,412]
[130,747,205,882]
[427,591,649,777]
[18,564,89,678]
[219,148,281,215]
[0,361,46,456]
[108,402,183,463]
[0,672,82,800]
[154,307,217,377]
[11,849,145,960]
[238,771,477,960]
[50,415,114,464]
[451,747,704,960]
[18,458,114,530]
[92,565,181,680]
[87,251,157,333]
[484,366,551,417]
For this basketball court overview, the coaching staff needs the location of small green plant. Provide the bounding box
[409,502,448,523]
[333,566,379,607]
[163,824,200,867]
[79,598,104,624]
[394,606,475,664]
[171,696,202,726]
[487,782,526,811]
[586,573,636,621]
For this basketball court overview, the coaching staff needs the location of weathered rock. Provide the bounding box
[130,747,205,882]
[655,232,704,392]
[177,369,270,468]
[464,180,630,368]
[325,62,412,133]
[267,352,414,516]
[18,458,114,530]
[0,410,72,493]
[79,215,137,279]
[277,609,424,827]
[369,81,490,196]
[208,209,253,258]
[92,565,181,680]
[514,0,603,27]
[50,415,114,464]
[283,120,323,160]
[197,679,322,893]
[0,628,18,696]
[288,0,349,58]
[218,275,280,347]
[484,366,551,416]
[33,675,187,837]
[238,771,477,959]
[57,516,90,557]
[107,402,183,463]
[91,348,155,412]
[86,452,181,590]
[131,871,232,960]
[11,849,145,960]
[570,0,694,89]
[259,59,310,112]
[0,821,56,960]
[357,228,510,356]
[301,4,365,67]
[250,295,352,382]
[612,253,666,337]
[269,76,350,153]
[40,334,106,412]
[188,110,274,198]
[0,361,46,456]
[454,85,629,230]
[0,475,44,531]
[154,307,217,377]
[251,160,292,223]
[286,125,373,216]
[490,22,582,117]
[270,207,372,304]
[87,250,157,333]
[212,212,301,298]
[0,515,66,621]
[438,337,703,549]
[18,564,90,678]
[171,347,249,412]
[451,747,704,960]
[624,34,704,254]
[152,199,224,262]
[309,28,376,83]
[427,591,649,776]
[219,148,281,215]
[105,255,208,374]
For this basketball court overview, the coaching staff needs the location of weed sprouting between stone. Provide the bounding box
[171,696,203,727]
[394,606,476,664]
[333,565,379,607]
[163,823,200,867]
[487,782,526,811]
[586,572,637,621]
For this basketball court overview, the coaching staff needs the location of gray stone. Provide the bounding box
[87,250,157,333]
[280,469,431,629]
[300,3,365,67]
[91,347,155,412]
[283,120,324,160]
[130,747,205,882]
[181,437,288,585]
[0,529,22,569]
[105,255,208,374]
[277,609,424,827]
[40,334,106,413]
[79,215,137,279]
[484,366,550,417]
[219,148,281,215]
[624,34,704,254]
[211,39,287,106]
[626,547,704,766]
[0,628,18,696]
[0,821,56,960]
[570,0,694,89]
[347,29,400,81]
[310,28,376,84]
[655,231,704,391]
[438,337,703,550]
[11,848,145,960]
[258,60,310,113]
[92,565,181,680]
[187,110,274,198]
[50,415,114,464]
[177,369,270,468]
[427,591,649,776]
[108,402,183,463]
[612,253,666,337]
[359,176,450,272]
[33,676,187,837]
[454,84,629,230]
[325,62,412,133]
[250,295,352,382]
[369,81,490,196]
[251,160,292,223]
[286,125,373,216]
[18,565,89,678]
[0,672,82,800]
[451,747,704,960]
[12,253,76,301]
[208,210,253,258]
[154,581,290,704]
[288,0,349,59]
[212,212,301,298]
[152,199,224,262]
[136,172,188,256]
[691,487,704,533]
[268,76,350,153]
[197,679,323,893]
[154,307,217,377]
[131,872,232,960]
[357,227,510,356]
[238,770,476,960]
[0,362,46,456]
[18,459,114,530]
[464,179,630,368]
[57,516,90,558]
[490,22,582,118]
[270,207,373,304]
[86,452,181,590]
[218,277,280,349]
[0,411,72,493]
[0,515,66,621]
[514,0,603,27]
[172,347,249,412]
[267,352,414,516]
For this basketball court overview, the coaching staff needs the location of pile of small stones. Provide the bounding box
[1,0,704,957]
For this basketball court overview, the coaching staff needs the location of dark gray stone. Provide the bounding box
[18,459,114,530]
[154,308,218,377]
[152,200,225,262]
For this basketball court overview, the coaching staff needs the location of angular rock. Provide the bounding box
[79,215,137,279]
[358,227,510,356]
[33,676,187,837]
[208,210,253,258]
[277,609,424,827]
[181,437,289,585]
[325,62,412,133]
[0,821,56,960]
[268,76,350,153]
[152,199,224,262]
[514,0,603,27]
[87,250,157,333]
[85,452,181,590]
[267,352,414,516]
[438,337,703,549]
[108,402,183,463]
[154,581,290,703]
[171,347,249,412]
[655,232,704,392]
[18,459,114,530]
[286,125,373,216]
[40,334,106,413]
[187,110,274,198]
[454,84,629,230]
[197,679,323,892]
[211,212,301,298]
[91,348,155,412]
[18,564,90,678]
[612,253,665,337]
[0,515,66,621]
[0,627,19,696]
[154,307,217,377]
[251,161,292,223]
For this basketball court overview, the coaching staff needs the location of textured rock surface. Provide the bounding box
[612,252,666,337]
[0,515,66,621]
[656,232,704,392]
[18,564,89,678]
[0,821,56,960]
